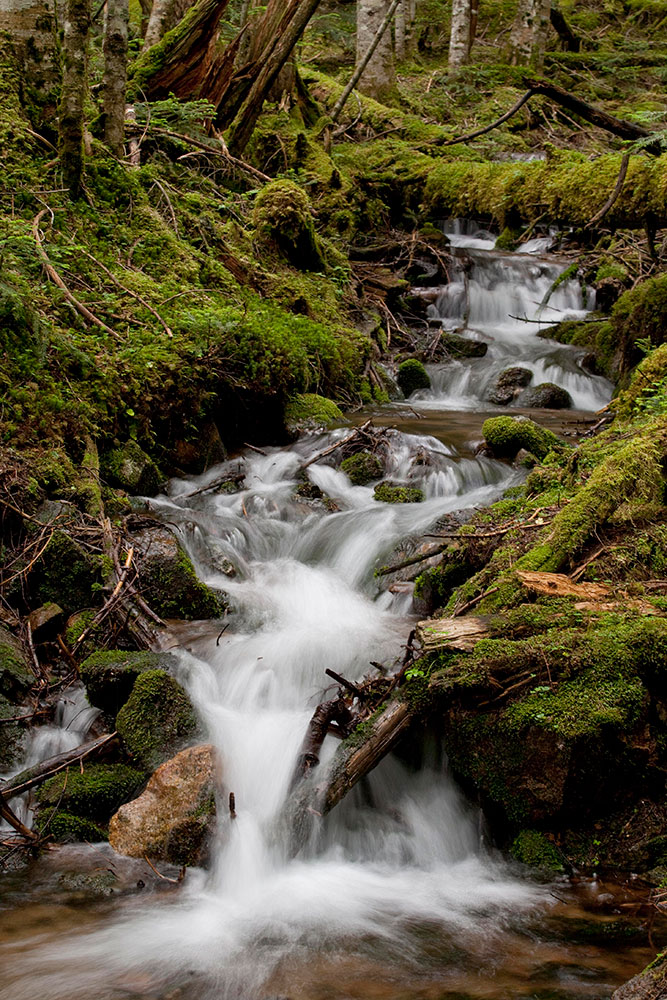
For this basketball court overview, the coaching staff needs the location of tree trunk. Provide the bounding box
[406,0,416,55]
[144,0,195,49]
[0,0,61,95]
[448,0,471,71]
[469,0,479,57]
[226,0,323,154]
[102,0,129,157]
[60,0,91,198]
[394,0,406,61]
[510,0,551,69]
[356,0,396,101]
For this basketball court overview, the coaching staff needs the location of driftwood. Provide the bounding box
[0,790,39,840]
[290,697,355,788]
[1,733,118,801]
[300,420,372,470]
[416,616,489,653]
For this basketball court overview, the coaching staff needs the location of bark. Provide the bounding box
[331,0,401,123]
[0,0,60,95]
[510,0,551,70]
[394,0,406,61]
[102,0,129,157]
[549,5,579,51]
[405,0,416,55]
[144,0,195,48]
[1,733,118,801]
[59,0,91,198]
[226,0,323,154]
[356,0,396,101]
[448,0,471,71]
[469,0,478,56]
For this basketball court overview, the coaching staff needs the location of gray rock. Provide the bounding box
[101,440,163,496]
[520,382,573,409]
[28,602,64,642]
[487,367,533,406]
[0,625,33,701]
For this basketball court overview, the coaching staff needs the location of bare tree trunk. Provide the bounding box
[468,0,478,57]
[405,0,416,54]
[60,0,90,198]
[510,0,551,70]
[138,0,151,35]
[226,0,322,154]
[245,0,296,101]
[394,0,406,61]
[0,0,61,95]
[102,0,128,157]
[448,0,471,71]
[144,0,195,48]
[356,0,396,101]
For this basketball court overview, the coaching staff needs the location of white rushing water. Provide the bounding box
[4,226,620,1000]
[411,222,613,413]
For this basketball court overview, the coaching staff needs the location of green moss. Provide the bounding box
[617,342,667,417]
[374,482,424,503]
[0,694,25,772]
[32,531,102,616]
[116,669,197,771]
[80,649,179,713]
[137,531,227,621]
[284,393,343,433]
[482,416,561,461]
[0,625,33,701]
[611,274,667,375]
[101,440,162,496]
[341,451,384,485]
[42,812,108,842]
[37,763,145,821]
[495,227,521,251]
[252,179,325,271]
[510,829,565,872]
[397,359,431,397]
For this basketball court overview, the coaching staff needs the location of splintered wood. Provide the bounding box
[515,571,610,600]
[416,616,488,653]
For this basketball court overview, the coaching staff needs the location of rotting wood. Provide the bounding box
[416,616,489,653]
[1,733,118,801]
[515,570,610,600]
[291,697,355,788]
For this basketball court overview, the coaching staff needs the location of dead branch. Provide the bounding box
[585,153,631,228]
[125,123,271,183]
[1,733,118,801]
[32,211,120,339]
[301,420,372,470]
[0,790,39,841]
[432,89,534,147]
[79,247,174,337]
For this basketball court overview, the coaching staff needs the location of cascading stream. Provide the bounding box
[1,228,635,1000]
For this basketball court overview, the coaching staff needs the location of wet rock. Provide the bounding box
[374,481,424,504]
[397,359,430,397]
[131,524,227,620]
[482,416,561,461]
[580,351,599,375]
[487,367,533,406]
[514,448,537,468]
[80,649,181,714]
[171,421,226,475]
[101,440,163,497]
[0,625,33,700]
[116,669,198,772]
[595,276,626,313]
[32,531,102,616]
[340,451,384,485]
[28,602,64,642]
[520,382,573,409]
[36,763,146,836]
[611,951,667,1000]
[109,744,218,866]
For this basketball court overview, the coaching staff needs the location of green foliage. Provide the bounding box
[341,451,384,485]
[510,829,565,872]
[132,97,218,141]
[397,359,431,397]
[373,482,424,503]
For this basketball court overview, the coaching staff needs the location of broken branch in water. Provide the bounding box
[301,420,372,470]
[1,733,118,801]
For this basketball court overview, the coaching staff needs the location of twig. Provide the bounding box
[78,247,173,338]
[151,180,179,234]
[585,152,630,228]
[143,855,186,883]
[229,791,237,819]
[325,668,365,699]
[125,124,271,183]
[301,420,372,470]
[32,210,119,339]
[243,442,267,456]
[432,89,534,147]
[453,585,499,617]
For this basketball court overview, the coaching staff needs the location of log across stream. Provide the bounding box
[1,227,659,1000]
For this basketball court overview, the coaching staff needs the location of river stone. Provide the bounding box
[520,382,573,409]
[611,950,667,1000]
[32,530,102,616]
[487,367,533,405]
[80,649,181,714]
[109,744,219,866]
[28,602,64,642]
[131,524,227,620]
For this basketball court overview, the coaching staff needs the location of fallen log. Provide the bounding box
[416,615,489,653]
[0,790,39,841]
[1,733,118,801]
[290,697,355,788]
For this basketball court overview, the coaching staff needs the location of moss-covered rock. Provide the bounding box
[482,416,561,460]
[374,481,424,503]
[0,625,33,701]
[612,949,667,1000]
[510,829,565,872]
[285,393,343,434]
[341,451,384,485]
[0,694,25,772]
[45,813,108,843]
[252,179,325,271]
[611,273,667,376]
[397,359,431,397]
[101,440,163,496]
[132,524,227,620]
[32,531,102,616]
[36,763,146,823]
[116,669,198,772]
[80,649,180,714]
[27,602,64,642]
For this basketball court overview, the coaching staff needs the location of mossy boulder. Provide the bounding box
[510,829,565,873]
[520,382,573,409]
[0,625,33,701]
[109,744,218,866]
[116,669,198,772]
[27,602,64,642]
[612,950,667,1000]
[132,525,227,620]
[252,179,325,271]
[341,451,384,485]
[32,531,102,616]
[80,649,180,714]
[0,694,25,772]
[611,273,667,375]
[36,763,146,825]
[397,359,431,397]
[374,481,424,504]
[101,440,163,496]
[487,367,533,406]
[44,813,108,843]
[482,416,561,461]
[285,393,343,434]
